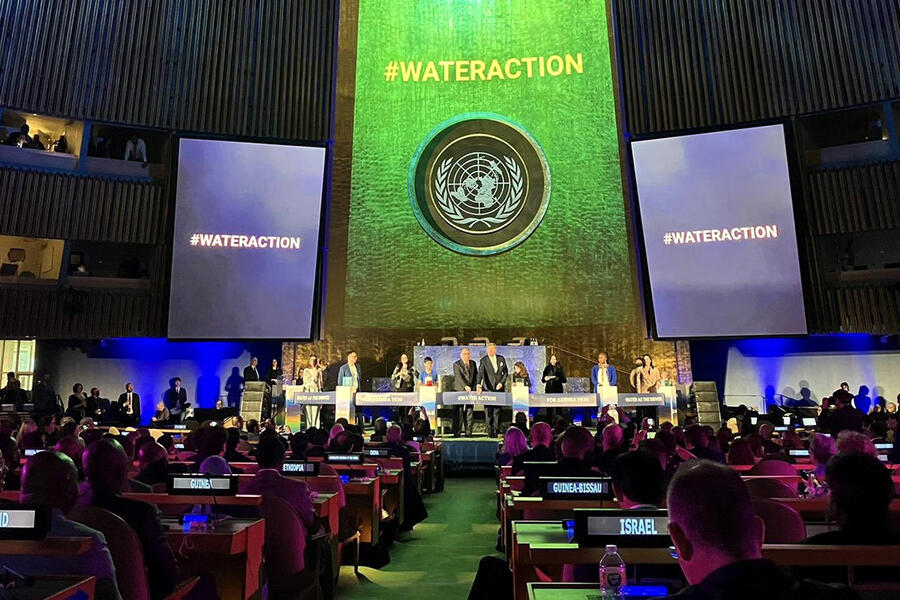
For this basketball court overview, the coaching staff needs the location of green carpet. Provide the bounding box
[336,476,499,599]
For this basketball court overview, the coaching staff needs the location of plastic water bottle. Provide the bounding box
[599,544,626,599]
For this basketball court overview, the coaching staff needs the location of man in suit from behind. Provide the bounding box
[117,382,141,426]
[452,347,479,437]
[477,343,508,438]
[243,357,261,383]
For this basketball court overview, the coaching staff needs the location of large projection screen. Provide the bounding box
[632,125,807,338]
[168,139,326,340]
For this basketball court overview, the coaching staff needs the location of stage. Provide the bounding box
[436,436,500,471]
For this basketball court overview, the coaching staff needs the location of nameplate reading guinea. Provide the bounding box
[540,477,613,500]
[167,474,239,496]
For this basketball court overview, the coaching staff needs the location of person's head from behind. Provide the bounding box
[560,426,594,460]
[684,425,709,450]
[20,451,79,513]
[199,455,232,475]
[833,388,853,407]
[530,422,553,448]
[757,422,774,440]
[256,435,286,469]
[667,461,764,584]
[836,430,876,457]
[514,411,528,428]
[373,417,387,436]
[246,419,260,434]
[601,423,624,451]
[612,450,665,508]
[83,438,130,494]
[386,425,403,445]
[290,433,307,459]
[226,427,241,451]
[503,427,528,458]
[308,427,328,448]
[826,452,893,533]
[138,441,168,471]
[726,438,756,466]
[54,435,86,470]
[329,431,354,453]
[196,425,227,457]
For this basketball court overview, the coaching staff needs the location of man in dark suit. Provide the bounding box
[83,438,179,599]
[117,382,141,426]
[163,377,188,423]
[477,343,508,437]
[452,347,479,437]
[818,389,865,437]
[243,357,261,383]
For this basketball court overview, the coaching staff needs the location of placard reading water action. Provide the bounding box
[632,125,807,338]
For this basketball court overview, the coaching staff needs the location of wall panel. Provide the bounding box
[615,0,900,135]
[0,0,336,140]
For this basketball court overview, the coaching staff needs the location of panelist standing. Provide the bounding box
[477,343,508,438]
[452,348,478,437]
[541,354,567,422]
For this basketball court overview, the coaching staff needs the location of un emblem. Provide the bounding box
[410,114,551,255]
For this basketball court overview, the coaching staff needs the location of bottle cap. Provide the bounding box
[605,544,617,552]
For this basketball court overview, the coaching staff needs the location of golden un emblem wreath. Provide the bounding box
[409,114,551,256]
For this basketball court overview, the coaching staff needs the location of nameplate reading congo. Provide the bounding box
[354,392,420,406]
[540,477,613,500]
[167,474,239,496]
[0,506,50,540]
[325,453,365,464]
[281,461,320,476]
[573,509,670,547]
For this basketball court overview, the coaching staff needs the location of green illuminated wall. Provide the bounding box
[347,0,634,329]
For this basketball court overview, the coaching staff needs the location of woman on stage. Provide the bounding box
[541,354,566,393]
[391,353,417,422]
[630,356,648,393]
[641,354,661,393]
[300,355,324,429]
[512,361,531,389]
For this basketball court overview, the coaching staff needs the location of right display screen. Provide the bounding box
[632,124,807,338]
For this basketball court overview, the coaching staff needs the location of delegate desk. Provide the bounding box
[0,536,92,557]
[511,521,900,600]
[163,517,264,600]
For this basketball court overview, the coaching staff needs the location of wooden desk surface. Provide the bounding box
[313,492,341,535]
[0,537,92,557]
[128,492,263,506]
[12,576,97,600]
[163,517,264,600]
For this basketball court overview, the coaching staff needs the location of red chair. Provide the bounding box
[752,497,806,543]
[69,505,198,600]
[745,477,799,499]
[747,460,797,476]
[260,496,321,599]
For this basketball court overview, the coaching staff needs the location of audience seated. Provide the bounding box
[809,432,836,477]
[81,439,178,599]
[238,435,315,528]
[369,417,388,442]
[805,453,898,545]
[835,430,877,457]
[511,411,529,438]
[524,425,595,495]
[54,434,86,478]
[511,422,556,475]
[224,427,250,462]
[593,422,627,474]
[135,441,173,486]
[663,460,855,599]
[683,425,725,463]
[384,425,428,529]
[497,426,528,470]
[611,450,665,508]
[726,438,756,465]
[10,451,121,599]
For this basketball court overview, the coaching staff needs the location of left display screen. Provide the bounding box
[168,138,326,339]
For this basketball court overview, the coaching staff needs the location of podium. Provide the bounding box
[283,386,336,430]
[241,381,266,421]
[335,386,355,422]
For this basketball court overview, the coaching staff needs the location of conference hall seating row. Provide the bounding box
[494,461,900,600]
[1,439,443,599]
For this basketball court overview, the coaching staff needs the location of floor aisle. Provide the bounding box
[335,476,499,599]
